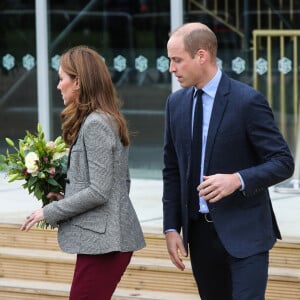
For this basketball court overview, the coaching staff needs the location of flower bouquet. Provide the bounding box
[0,123,68,229]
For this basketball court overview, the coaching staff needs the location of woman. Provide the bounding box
[21,45,146,299]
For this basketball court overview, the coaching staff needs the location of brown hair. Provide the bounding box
[59,45,130,146]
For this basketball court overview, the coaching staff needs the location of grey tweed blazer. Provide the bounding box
[44,111,145,254]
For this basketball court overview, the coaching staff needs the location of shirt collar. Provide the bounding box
[194,68,222,99]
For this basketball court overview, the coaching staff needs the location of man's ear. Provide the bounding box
[197,49,206,64]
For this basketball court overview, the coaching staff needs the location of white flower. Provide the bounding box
[52,152,66,161]
[25,152,39,175]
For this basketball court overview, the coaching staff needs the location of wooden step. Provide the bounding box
[1,222,300,299]
[0,278,69,300]
[269,239,300,269]
[0,278,199,300]
[1,266,299,300]
[1,245,300,299]
[0,224,170,257]
[114,288,199,300]
[0,223,188,263]
[0,246,197,294]
[0,223,59,251]
[266,267,300,300]
[0,223,172,258]
[120,257,196,294]
[1,223,300,269]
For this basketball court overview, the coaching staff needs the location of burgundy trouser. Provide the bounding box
[69,251,133,300]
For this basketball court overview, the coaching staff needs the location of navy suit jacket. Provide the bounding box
[162,72,294,258]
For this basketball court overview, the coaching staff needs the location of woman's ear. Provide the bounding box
[74,77,80,90]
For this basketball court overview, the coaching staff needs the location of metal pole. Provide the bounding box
[293,116,300,180]
[170,0,183,92]
[274,106,300,193]
[243,0,249,50]
[35,0,51,139]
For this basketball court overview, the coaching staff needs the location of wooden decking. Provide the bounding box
[0,223,299,299]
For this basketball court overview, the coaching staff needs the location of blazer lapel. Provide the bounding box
[204,74,230,173]
[66,116,87,170]
[177,88,194,179]
[184,89,195,159]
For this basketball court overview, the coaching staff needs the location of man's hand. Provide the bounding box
[165,231,187,271]
[198,173,242,203]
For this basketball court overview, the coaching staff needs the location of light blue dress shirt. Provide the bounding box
[165,69,244,233]
[191,69,222,213]
[192,69,244,213]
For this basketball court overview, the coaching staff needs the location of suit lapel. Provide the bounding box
[177,88,194,178]
[204,74,230,173]
[183,89,194,162]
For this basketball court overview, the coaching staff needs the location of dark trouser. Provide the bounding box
[70,251,133,300]
[189,214,269,300]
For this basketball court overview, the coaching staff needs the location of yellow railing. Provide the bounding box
[253,30,300,142]
[187,2,300,183]
[187,1,299,143]
[187,0,297,49]
[255,0,296,30]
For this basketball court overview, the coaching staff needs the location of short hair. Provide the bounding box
[171,23,218,58]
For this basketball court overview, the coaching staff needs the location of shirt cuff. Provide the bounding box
[237,172,245,190]
[164,229,177,234]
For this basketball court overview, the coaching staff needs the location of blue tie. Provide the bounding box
[189,89,203,220]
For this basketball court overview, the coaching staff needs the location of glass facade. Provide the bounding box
[0,0,299,180]
[0,1,37,145]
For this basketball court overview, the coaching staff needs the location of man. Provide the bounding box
[162,22,294,300]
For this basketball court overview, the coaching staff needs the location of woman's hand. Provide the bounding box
[21,208,44,231]
[20,192,64,231]
[47,192,64,201]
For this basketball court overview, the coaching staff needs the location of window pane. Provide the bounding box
[0,1,37,152]
[49,0,171,179]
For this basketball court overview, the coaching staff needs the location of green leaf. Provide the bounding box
[27,176,38,188]
[55,144,66,152]
[0,154,7,170]
[54,136,63,145]
[34,185,43,200]
[37,123,43,133]
[47,177,60,187]
[19,140,25,157]
[5,138,15,147]
[8,173,22,182]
